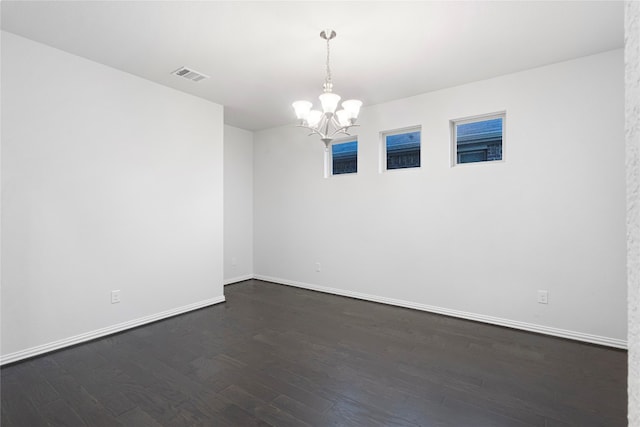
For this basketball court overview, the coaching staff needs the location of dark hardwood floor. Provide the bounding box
[1,279,627,426]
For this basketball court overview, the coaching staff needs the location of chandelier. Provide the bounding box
[292,30,362,150]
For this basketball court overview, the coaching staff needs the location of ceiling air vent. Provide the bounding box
[171,67,209,82]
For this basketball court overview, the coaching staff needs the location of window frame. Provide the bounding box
[379,125,422,173]
[450,112,506,167]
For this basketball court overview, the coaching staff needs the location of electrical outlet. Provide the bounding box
[537,290,548,304]
[231,257,238,267]
[315,262,321,272]
[111,290,121,304]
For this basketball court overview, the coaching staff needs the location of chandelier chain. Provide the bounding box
[325,36,332,90]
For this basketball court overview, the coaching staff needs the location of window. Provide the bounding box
[383,127,421,170]
[452,113,504,165]
[332,139,358,175]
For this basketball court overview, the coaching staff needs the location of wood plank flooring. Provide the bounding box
[1,279,627,426]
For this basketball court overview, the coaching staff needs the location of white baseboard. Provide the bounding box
[254,275,627,350]
[0,295,226,366]
[224,274,254,285]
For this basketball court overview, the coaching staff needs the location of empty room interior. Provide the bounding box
[2,1,639,426]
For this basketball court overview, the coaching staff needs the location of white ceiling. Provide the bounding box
[1,1,624,131]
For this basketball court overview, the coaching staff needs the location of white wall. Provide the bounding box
[626,0,640,423]
[1,32,225,363]
[224,125,254,284]
[254,49,627,347]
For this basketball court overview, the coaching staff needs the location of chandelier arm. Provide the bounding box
[329,115,340,128]
[296,124,329,140]
[328,124,360,138]
[329,115,358,134]
[328,128,352,139]
[322,116,332,138]
[328,117,348,137]
[321,114,330,133]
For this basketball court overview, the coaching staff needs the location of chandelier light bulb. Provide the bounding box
[342,99,362,121]
[292,100,312,121]
[319,92,341,115]
[306,110,323,128]
[335,109,350,127]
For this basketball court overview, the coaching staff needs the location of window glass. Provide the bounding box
[385,129,421,170]
[332,140,357,175]
[455,116,503,164]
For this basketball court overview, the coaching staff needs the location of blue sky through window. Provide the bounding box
[457,118,502,142]
[332,140,357,155]
[386,131,421,151]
